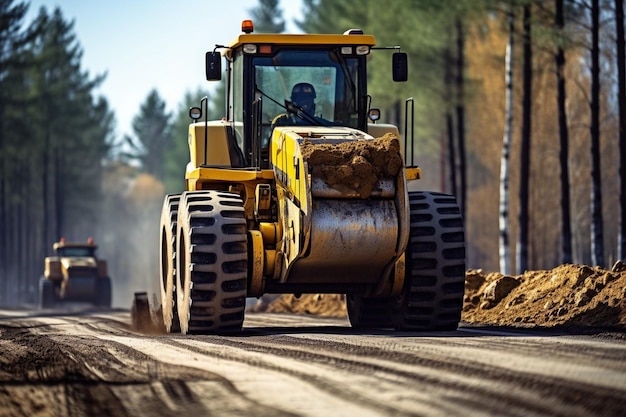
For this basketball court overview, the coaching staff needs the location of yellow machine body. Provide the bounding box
[156,21,465,334]
[41,239,111,306]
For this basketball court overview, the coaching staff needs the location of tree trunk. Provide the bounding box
[616,0,626,260]
[455,18,467,221]
[55,147,63,240]
[500,8,515,275]
[556,0,573,264]
[444,47,457,196]
[517,4,532,274]
[43,132,50,250]
[0,177,5,305]
[447,112,457,196]
[590,0,604,266]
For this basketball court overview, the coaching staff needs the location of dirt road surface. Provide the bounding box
[1,308,625,417]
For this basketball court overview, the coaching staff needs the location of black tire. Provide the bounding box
[392,191,466,331]
[176,191,248,334]
[94,277,112,307]
[159,194,181,333]
[346,295,393,329]
[39,277,56,309]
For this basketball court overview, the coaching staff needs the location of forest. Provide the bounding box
[0,0,624,307]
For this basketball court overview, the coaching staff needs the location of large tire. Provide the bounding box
[159,194,181,333]
[392,191,466,331]
[176,191,248,334]
[94,277,112,307]
[39,277,56,309]
[346,295,393,329]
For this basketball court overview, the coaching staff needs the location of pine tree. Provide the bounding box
[125,89,172,182]
[0,0,31,304]
[249,0,285,33]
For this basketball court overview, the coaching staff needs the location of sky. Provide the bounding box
[25,0,304,140]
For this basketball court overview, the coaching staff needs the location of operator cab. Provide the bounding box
[200,20,407,170]
[53,237,98,258]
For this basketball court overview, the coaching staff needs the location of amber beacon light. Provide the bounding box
[241,19,254,33]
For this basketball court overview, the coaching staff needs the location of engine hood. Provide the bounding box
[61,257,97,269]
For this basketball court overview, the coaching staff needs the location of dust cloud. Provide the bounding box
[100,171,163,308]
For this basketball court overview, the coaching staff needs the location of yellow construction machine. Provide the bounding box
[40,237,112,308]
[154,21,465,334]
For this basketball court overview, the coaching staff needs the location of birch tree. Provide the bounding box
[500,6,515,274]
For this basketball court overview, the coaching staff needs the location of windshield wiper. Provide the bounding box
[331,49,357,112]
[257,87,327,127]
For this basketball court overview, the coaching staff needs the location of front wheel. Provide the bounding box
[391,191,466,331]
[346,295,393,329]
[39,277,56,309]
[176,191,248,334]
[94,277,112,307]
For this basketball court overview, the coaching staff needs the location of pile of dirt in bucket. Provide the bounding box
[300,133,403,198]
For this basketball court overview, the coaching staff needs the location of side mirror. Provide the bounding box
[392,52,408,82]
[189,106,202,120]
[206,51,222,81]
[368,108,381,123]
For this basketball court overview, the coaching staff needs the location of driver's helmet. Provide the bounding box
[291,82,316,114]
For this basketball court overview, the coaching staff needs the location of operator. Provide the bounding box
[272,82,327,127]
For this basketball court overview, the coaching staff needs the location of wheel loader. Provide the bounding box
[154,20,465,334]
[39,237,112,308]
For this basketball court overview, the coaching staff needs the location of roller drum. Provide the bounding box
[288,198,398,284]
[63,277,98,300]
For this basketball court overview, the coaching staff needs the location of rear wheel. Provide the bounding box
[346,295,393,329]
[176,191,248,334]
[94,277,112,307]
[39,277,55,309]
[159,194,181,332]
[392,191,466,331]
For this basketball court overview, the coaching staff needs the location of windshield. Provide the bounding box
[58,247,96,257]
[253,49,361,130]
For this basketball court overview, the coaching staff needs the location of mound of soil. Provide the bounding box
[254,262,626,329]
[300,133,403,198]
[257,294,347,317]
[463,262,626,328]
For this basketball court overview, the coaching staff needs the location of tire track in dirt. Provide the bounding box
[2,311,626,417]
[0,322,295,417]
[161,332,626,417]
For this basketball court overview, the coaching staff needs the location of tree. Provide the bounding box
[589,0,604,266]
[500,5,515,275]
[0,4,113,304]
[616,0,626,260]
[0,0,31,304]
[455,17,468,221]
[249,0,285,33]
[24,8,110,246]
[555,0,573,264]
[125,89,172,182]
[517,3,532,274]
